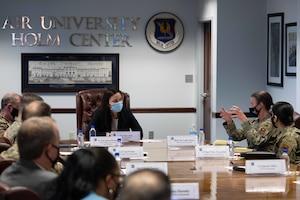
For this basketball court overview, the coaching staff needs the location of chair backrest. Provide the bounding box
[0,138,11,146]
[76,88,130,137]
[0,159,15,175]
[294,112,300,129]
[4,186,40,200]
[0,144,11,154]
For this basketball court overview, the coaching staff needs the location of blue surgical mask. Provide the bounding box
[111,101,123,113]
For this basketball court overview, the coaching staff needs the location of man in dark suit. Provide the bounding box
[0,116,60,200]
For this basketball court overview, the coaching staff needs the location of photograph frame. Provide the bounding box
[21,53,119,93]
[267,13,284,87]
[285,22,297,76]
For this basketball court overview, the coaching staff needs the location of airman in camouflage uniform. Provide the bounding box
[220,91,280,152]
[272,101,300,164]
[0,93,21,136]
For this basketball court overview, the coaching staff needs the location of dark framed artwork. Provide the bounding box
[267,13,284,87]
[285,22,297,76]
[21,53,119,93]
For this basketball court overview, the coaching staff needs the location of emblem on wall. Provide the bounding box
[145,12,184,53]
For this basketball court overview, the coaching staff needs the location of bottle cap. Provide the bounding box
[114,152,120,157]
[200,128,204,131]
[282,149,288,153]
[78,130,83,134]
[228,136,233,140]
[91,125,95,128]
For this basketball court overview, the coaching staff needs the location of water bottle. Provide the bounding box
[198,128,205,146]
[77,130,84,148]
[281,149,290,174]
[114,152,122,169]
[227,136,235,157]
[117,137,122,147]
[189,124,197,135]
[89,125,96,138]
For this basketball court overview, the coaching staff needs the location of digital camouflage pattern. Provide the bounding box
[0,115,13,137]
[223,114,281,152]
[275,126,300,164]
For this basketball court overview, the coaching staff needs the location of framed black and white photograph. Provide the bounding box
[267,13,284,87]
[21,53,119,93]
[285,22,297,76]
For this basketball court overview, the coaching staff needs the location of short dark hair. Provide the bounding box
[272,101,294,126]
[17,116,57,160]
[251,91,273,110]
[120,168,171,200]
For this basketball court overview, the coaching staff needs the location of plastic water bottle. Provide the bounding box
[281,149,290,174]
[114,152,122,169]
[77,130,84,148]
[227,136,235,157]
[89,125,96,138]
[117,137,122,147]
[198,128,205,146]
[189,124,197,135]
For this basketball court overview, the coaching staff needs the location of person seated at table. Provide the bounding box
[86,88,143,140]
[272,101,300,164]
[220,90,280,152]
[4,93,43,144]
[120,168,171,200]
[47,147,121,200]
[0,116,60,200]
[0,100,64,174]
[0,93,21,136]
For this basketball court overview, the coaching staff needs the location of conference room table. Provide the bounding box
[60,139,300,200]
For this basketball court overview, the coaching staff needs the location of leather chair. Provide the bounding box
[294,112,300,129]
[0,144,11,154]
[4,186,40,200]
[76,88,130,137]
[0,138,12,146]
[0,159,15,175]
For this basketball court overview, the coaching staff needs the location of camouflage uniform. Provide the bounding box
[223,113,281,152]
[3,117,21,144]
[0,115,13,137]
[275,126,300,165]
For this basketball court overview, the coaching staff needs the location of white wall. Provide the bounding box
[0,0,198,139]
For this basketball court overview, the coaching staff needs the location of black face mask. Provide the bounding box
[112,183,122,200]
[249,105,259,117]
[10,107,18,119]
[46,144,60,168]
[271,116,277,128]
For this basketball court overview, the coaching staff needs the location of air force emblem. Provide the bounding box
[146,12,184,52]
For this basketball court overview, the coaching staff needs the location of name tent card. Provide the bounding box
[126,162,168,175]
[195,146,230,158]
[171,183,199,200]
[246,177,286,192]
[90,136,121,147]
[110,131,141,142]
[167,135,197,147]
[245,159,286,174]
[108,146,144,158]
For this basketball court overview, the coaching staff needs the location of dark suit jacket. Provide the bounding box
[0,159,57,200]
[87,108,143,140]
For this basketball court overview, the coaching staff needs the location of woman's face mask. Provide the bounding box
[111,101,123,113]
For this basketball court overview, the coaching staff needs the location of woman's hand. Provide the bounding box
[229,105,248,122]
[220,107,233,124]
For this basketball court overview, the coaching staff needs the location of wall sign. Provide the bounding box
[145,12,184,53]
